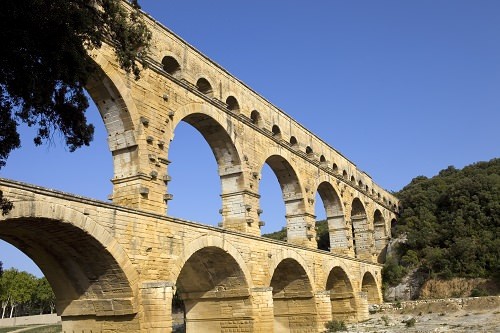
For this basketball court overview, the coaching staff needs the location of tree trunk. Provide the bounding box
[9,304,15,318]
[1,304,6,319]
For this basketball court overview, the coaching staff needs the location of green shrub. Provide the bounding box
[470,288,488,297]
[324,319,347,332]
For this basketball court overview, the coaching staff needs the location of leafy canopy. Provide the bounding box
[390,158,500,283]
[0,0,151,213]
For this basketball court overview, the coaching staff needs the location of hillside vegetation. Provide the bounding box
[384,158,499,291]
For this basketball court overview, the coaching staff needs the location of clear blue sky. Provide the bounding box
[1,0,499,277]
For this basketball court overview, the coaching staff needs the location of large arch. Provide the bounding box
[326,267,357,322]
[315,181,349,254]
[350,198,374,260]
[175,246,252,332]
[0,201,138,320]
[166,103,252,233]
[270,258,317,332]
[86,48,144,207]
[258,154,310,246]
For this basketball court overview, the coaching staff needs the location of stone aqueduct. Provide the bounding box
[0,4,399,332]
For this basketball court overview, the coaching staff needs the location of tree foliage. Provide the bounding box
[0,0,151,212]
[391,159,500,283]
[262,220,330,251]
[0,268,56,318]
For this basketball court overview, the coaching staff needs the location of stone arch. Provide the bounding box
[171,235,252,287]
[269,256,317,332]
[373,209,387,263]
[289,136,298,147]
[326,266,357,322]
[271,124,281,138]
[361,272,381,304]
[306,145,313,155]
[226,95,240,112]
[195,77,213,96]
[167,103,251,232]
[250,110,262,127]
[315,181,349,255]
[351,198,374,260]
[175,244,252,332]
[0,201,138,318]
[87,48,143,207]
[257,152,309,246]
[161,55,182,76]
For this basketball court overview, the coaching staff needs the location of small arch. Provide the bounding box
[350,176,355,183]
[365,185,369,192]
[320,155,327,164]
[361,272,381,304]
[195,77,213,96]
[377,192,381,199]
[162,56,181,76]
[272,125,281,137]
[289,136,298,146]
[270,258,317,331]
[306,146,313,155]
[226,96,240,112]
[342,170,348,179]
[389,200,392,206]
[250,110,262,126]
[332,163,339,173]
[358,180,363,188]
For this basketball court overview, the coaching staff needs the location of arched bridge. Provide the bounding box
[0,3,399,332]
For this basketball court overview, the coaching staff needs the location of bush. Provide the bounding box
[324,320,347,332]
[470,288,489,297]
[404,317,416,327]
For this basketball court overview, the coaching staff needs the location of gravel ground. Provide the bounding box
[345,309,499,332]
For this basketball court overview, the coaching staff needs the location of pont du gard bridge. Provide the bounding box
[0,5,400,333]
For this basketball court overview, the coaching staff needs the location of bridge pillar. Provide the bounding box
[182,292,253,332]
[355,291,369,322]
[286,212,317,248]
[221,189,261,236]
[327,214,351,256]
[315,291,333,330]
[111,174,167,214]
[140,281,175,332]
[249,287,275,332]
[330,291,358,323]
[351,215,375,261]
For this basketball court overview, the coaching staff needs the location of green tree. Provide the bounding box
[0,269,37,318]
[0,0,151,213]
[33,277,56,314]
